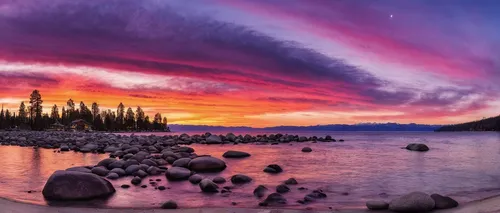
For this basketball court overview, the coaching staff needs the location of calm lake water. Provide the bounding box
[1,131,500,210]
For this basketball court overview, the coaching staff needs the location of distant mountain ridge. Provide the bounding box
[435,115,500,131]
[169,123,442,132]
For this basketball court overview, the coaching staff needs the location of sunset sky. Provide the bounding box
[0,0,499,127]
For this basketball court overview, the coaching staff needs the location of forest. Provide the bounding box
[435,115,500,131]
[0,90,168,131]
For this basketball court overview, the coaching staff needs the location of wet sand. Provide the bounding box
[3,195,500,213]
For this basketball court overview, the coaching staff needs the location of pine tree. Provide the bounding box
[94,114,104,131]
[61,106,67,125]
[0,105,4,129]
[116,103,125,130]
[125,107,135,130]
[79,101,92,123]
[67,99,77,122]
[91,102,99,121]
[145,115,152,130]
[18,102,27,125]
[29,90,43,130]
[50,104,60,123]
[153,113,162,130]
[162,117,168,130]
[135,106,145,130]
[5,109,11,128]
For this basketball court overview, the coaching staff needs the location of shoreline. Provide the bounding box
[3,195,500,213]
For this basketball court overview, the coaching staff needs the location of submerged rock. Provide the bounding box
[276,184,290,193]
[431,194,459,209]
[405,143,430,152]
[254,185,268,198]
[366,200,389,210]
[284,178,298,185]
[389,192,435,212]
[161,200,178,209]
[263,164,283,174]
[42,170,115,200]
[222,150,251,158]
[199,179,219,193]
[301,147,312,152]
[260,193,287,206]
[230,174,252,184]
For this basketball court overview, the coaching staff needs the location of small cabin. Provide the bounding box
[48,122,65,131]
[70,119,92,131]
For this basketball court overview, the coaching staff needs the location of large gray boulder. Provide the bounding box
[42,170,115,200]
[188,156,226,172]
[199,179,219,193]
[206,135,222,144]
[166,167,192,181]
[405,143,430,152]
[260,193,287,206]
[80,143,98,153]
[222,150,251,158]
[389,192,435,212]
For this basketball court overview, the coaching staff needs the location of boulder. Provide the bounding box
[172,158,191,168]
[91,167,110,176]
[231,174,252,184]
[66,166,91,173]
[304,190,327,202]
[389,192,435,212]
[431,194,459,209]
[199,179,219,193]
[254,185,268,198]
[109,168,126,177]
[189,174,203,184]
[166,167,191,181]
[60,145,70,151]
[301,147,312,152]
[42,170,115,200]
[276,184,290,193]
[212,176,226,184]
[141,159,158,167]
[284,178,298,185]
[80,143,98,153]
[106,173,119,180]
[108,160,126,169]
[226,133,237,142]
[161,200,178,209]
[96,158,117,168]
[206,135,222,144]
[146,166,160,175]
[136,170,148,178]
[405,143,430,152]
[366,200,389,210]
[125,165,141,175]
[260,193,287,206]
[222,150,251,158]
[263,164,283,174]
[188,156,226,172]
[123,159,140,168]
[131,176,142,185]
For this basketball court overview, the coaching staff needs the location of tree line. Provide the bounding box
[0,90,168,131]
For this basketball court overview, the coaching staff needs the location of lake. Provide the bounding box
[0,131,499,210]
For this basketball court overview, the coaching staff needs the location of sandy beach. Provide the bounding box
[3,195,500,213]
